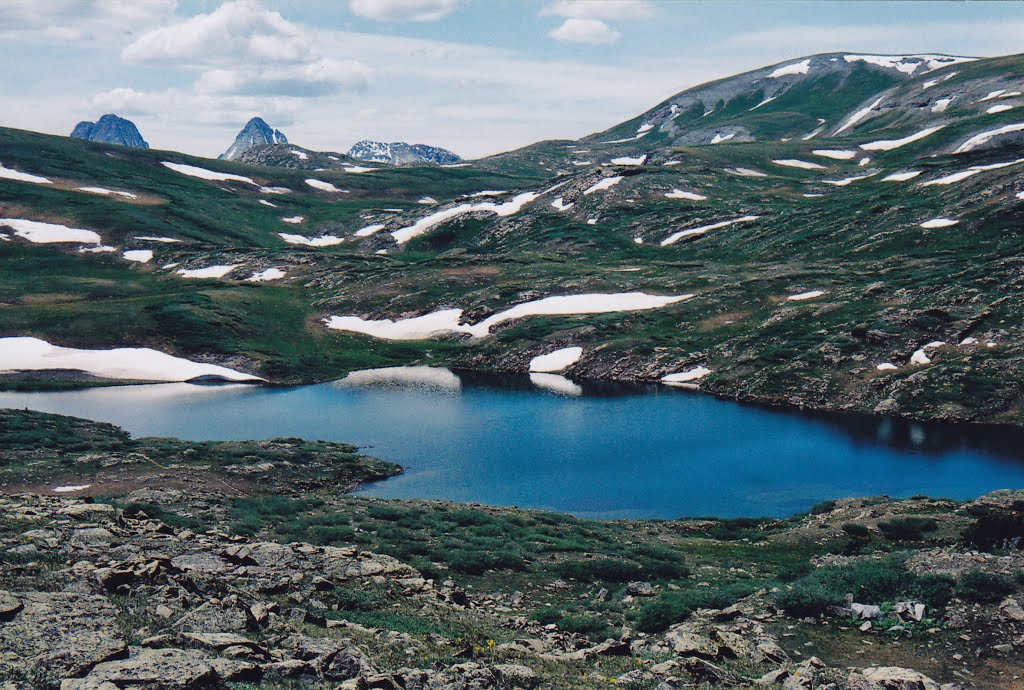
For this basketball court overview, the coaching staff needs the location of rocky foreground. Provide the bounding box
[0,410,1023,688]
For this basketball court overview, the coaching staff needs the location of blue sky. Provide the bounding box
[2,1,1023,159]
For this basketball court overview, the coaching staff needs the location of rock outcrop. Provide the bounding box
[70,114,148,148]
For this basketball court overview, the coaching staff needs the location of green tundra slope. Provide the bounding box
[1,52,1023,424]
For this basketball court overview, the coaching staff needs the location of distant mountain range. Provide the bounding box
[70,114,148,149]
[220,117,288,161]
[348,140,461,166]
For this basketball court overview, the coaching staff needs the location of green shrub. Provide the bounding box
[636,583,759,632]
[878,517,938,542]
[557,558,644,583]
[334,587,384,612]
[964,506,1024,551]
[912,574,956,609]
[842,523,871,538]
[810,500,837,515]
[773,580,844,618]
[956,570,1016,604]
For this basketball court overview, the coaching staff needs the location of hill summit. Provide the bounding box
[220,117,288,161]
[70,114,148,149]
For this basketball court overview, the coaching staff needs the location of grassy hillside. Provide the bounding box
[1,53,1023,425]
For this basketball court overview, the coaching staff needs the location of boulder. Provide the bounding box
[61,648,225,690]
[861,666,941,690]
[999,597,1024,622]
[664,630,719,659]
[0,591,127,684]
[850,603,883,620]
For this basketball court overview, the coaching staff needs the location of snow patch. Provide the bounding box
[813,150,857,160]
[123,250,153,264]
[162,162,256,185]
[583,176,624,195]
[768,59,811,78]
[921,158,1024,185]
[823,173,876,186]
[876,363,898,371]
[353,224,386,237]
[787,290,825,301]
[326,293,692,340]
[920,218,959,228]
[0,336,262,382]
[860,125,944,151]
[305,179,346,193]
[954,124,1024,153]
[281,216,304,224]
[728,167,768,177]
[176,265,241,279]
[529,347,583,373]
[245,268,286,282]
[610,155,646,166]
[665,189,707,201]
[662,367,712,385]
[843,54,974,75]
[987,104,1014,115]
[882,171,922,182]
[750,96,777,111]
[279,233,345,247]
[391,192,539,244]
[773,159,826,170]
[835,97,883,135]
[710,132,736,144]
[551,197,574,211]
[134,236,180,243]
[661,216,759,246]
[0,218,101,244]
[259,200,278,208]
[0,163,51,185]
[53,484,91,493]
[931,97,954,113]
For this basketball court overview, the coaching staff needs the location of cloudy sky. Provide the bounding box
[2,1,1023,159]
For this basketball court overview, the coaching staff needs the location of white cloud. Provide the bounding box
[348,0,462,22]
[121,2,370,99]
[0,0,177,43]
[196,59,371,97]
[550,18,620,45]
[123,1,312,63]
[543,0,652,20]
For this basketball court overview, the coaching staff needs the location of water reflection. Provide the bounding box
[1,373,1023,519]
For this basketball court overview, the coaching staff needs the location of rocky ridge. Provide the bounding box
[70,114,148,149]
[2,492,1017,689]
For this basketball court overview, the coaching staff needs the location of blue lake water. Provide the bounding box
[2,369,1023,519]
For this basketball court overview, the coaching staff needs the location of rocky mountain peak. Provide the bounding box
[70,114,148,149]
[220,117,288,161]
[348,140,461,166]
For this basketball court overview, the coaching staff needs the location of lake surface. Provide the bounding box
[2,368,1024,519]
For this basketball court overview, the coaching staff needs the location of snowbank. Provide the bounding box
[768,59,810,78]
[529,346,583,373]
[246,268,286,282]
[391,192,539,244]
[123,250,153,263]
[0,218,101,244]
[860,125,944,151]
[327,293,692,340]
[305,179,346,193]
[279,233,345,247]
[610,155,647,166]
[787,290,825,301]
[773,159,825,170]
[281,216,305,224]
[162,162,256,185]
[176,265,240,279]
[813,150,857,160]
[920,218,959,228]
[665,189,707,201]
[583,176,624,195]
[354,224,386,237]
[0,163,51,184]
[881,171,922,182]
[662,367,712,385]
[953,124,1024,153]
[661,216,759,246]
[0,336,262,382]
